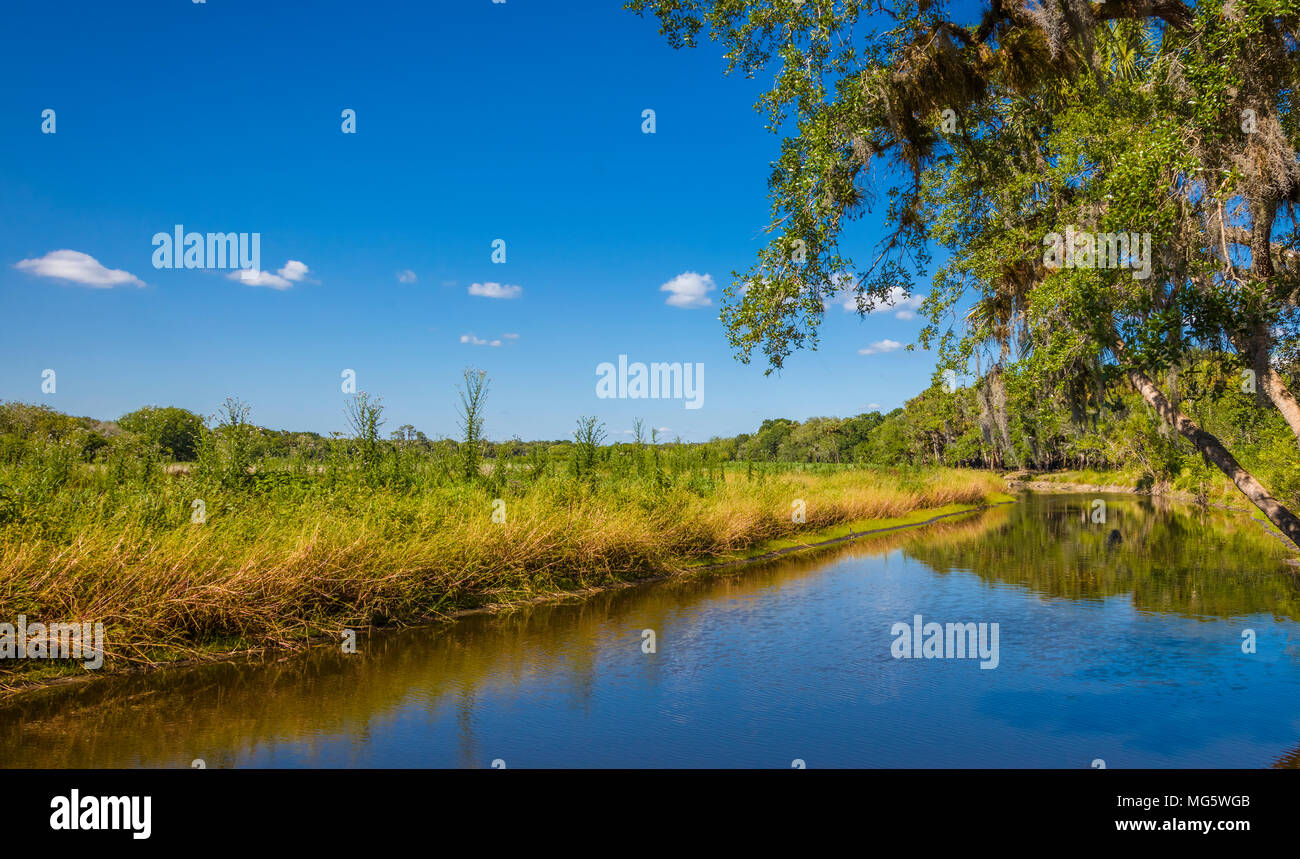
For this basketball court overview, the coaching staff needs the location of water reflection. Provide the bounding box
[909,494,1300,617]
[2,494,1297,768]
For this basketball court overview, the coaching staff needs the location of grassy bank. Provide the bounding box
[0,442,1005,686]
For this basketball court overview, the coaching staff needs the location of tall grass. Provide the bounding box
[0,392,1005,677]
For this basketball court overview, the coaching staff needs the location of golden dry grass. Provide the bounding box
[0,467,1005,674]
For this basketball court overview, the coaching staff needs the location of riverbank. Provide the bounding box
[0,467,1007,694]
[8,491,1298,770]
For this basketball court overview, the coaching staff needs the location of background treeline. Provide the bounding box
[708,350,1295,511]
[3,348,1295,508]
[715,355,1298,506]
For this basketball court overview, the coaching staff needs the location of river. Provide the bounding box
[3,492,1298,768]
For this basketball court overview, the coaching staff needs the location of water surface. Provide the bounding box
[4,493,1299,768]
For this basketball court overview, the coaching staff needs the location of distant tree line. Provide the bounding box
[4,349,1294,512]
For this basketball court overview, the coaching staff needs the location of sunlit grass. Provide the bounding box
[0,458,1005,680]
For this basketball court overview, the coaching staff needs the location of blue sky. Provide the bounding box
[0,0,961,442]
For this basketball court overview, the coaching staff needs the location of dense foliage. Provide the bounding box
[716,364,1299,508]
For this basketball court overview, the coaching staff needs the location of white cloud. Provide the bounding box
[830,281,925,319]
[15,250,144,288]
[230,268,292,289]
[868,403,882,410]
[228,258,313,290]
[501,332,519,339]
[278,260,310,282]
[660,271,715,308]
[397,269,418,284]
[871,286,925,318]
[460,333,503,347]
[468,281,522,299]
[858,339,903,356]
[824,273,858,312]
[888,288,925,319]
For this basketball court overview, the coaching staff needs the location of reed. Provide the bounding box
[0,390,1006,681]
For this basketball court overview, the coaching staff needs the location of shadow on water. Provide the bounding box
[2,493,1297,768]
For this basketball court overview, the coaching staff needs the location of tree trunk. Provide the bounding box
[1257,361,1300,444]
[1241,324,1300,446]
[1128,366,1300,547]
[1242,197,1300,443]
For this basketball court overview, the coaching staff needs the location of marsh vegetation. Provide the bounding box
[0,370,1004,684]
